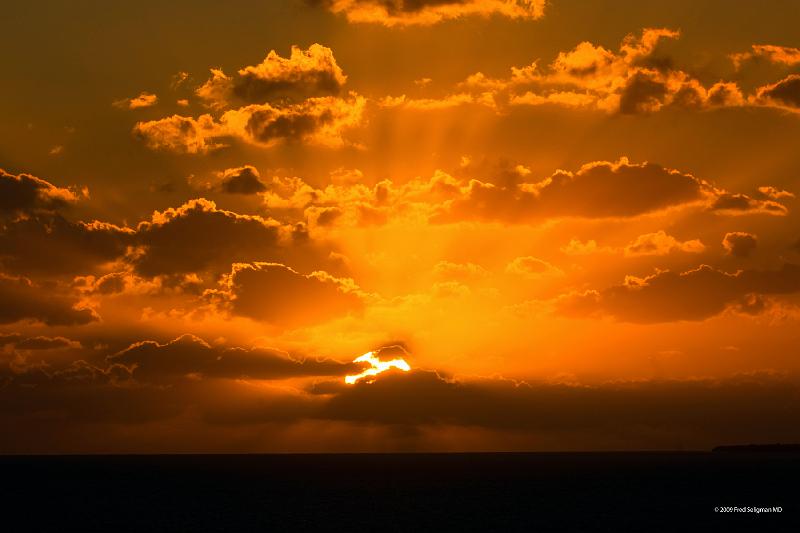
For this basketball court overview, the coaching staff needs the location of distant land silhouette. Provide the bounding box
[713,443,800,452]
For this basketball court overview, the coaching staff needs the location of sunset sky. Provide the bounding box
[2,0,800,452]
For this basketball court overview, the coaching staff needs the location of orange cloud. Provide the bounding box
[197,44,346,108]
[134,94,365,152]
[137,44,363,153]
[253,159,789,228]
[731,44,800,69]
[560,239,613,256]
[505,256,560,278]
[624,231,705,257]
[133,114,225,154]
[396,28,758,115]
[113,92,158,110]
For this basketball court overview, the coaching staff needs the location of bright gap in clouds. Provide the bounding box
[344,351,411,384]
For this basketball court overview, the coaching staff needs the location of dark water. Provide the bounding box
[1,452,797,532]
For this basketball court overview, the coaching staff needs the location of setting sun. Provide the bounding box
[344,351,412,384]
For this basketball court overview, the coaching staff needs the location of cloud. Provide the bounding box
[731,45,800,68]
[131,199,288,276]
[133,114,226,154]
[212,165,268,195]
[624,231,705,257]
[256,159,789,227]
[0,360,175,427]
[134,94,365,153]
[0,334,81,350]
[206,262,365,326]
[107,334,356,382]
[0,215,133,277]
[0,273,98,326]
[433,261,488,281]
[758,186,795,200]
[318,370,800,447]
[137,44,363,153]
[225,95,366,147]
[505,256,560,278]
[0,176,337,281]
[753,74,800,111]
[311,0,546,27]
[708,192,787,216]
[15,336,82,350]
[395,28,760,115]
[436,158,711,222]
[4,361,800,450]
[197,44,346,107]
[560,239,612,256]
[380,92,498,111]
[558,263,800,323]
[723,232,758,258]
[114,92,158,110]
[0,169,79,217]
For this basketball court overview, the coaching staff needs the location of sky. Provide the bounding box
[2,0,800,452]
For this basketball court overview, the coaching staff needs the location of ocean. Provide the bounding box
[2,452,797,531]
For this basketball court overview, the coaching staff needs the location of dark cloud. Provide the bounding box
[0,360,178,426]
[0,333,23,345]
[0,169,132,277]
[436,159,708,223]
[723,232,758,258]
[0,274,98,326]
[131,199,289,277]
[558,263,800,323]
[619,71,668,114]
[755,74,800,110]
[2,355,800,450]
[0,169,78,218]
[206,262,364,326]
[219,166,267,194]
[15,336,82,350]
[709,193,788,215]
[0,176,339,283]
[318,370,800,446]
[309,0,546,26]
[107,334,357,382]
[0,214,133,277]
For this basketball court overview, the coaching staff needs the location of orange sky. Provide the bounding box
[2,0,800,452]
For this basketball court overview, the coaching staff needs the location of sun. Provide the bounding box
[344,351,411,384]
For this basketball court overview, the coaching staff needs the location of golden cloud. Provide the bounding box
[197,44,347,107]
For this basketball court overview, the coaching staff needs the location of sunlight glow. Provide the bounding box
[344,351,411,384]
